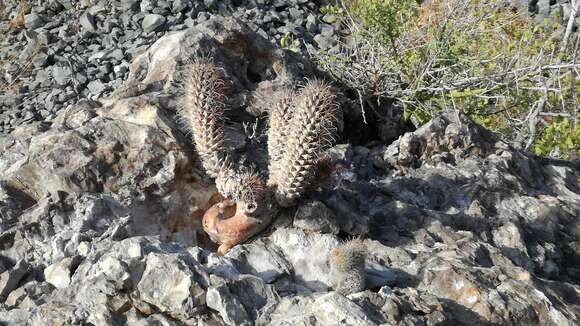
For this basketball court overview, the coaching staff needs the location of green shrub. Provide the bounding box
[535,118,580,159]
[314,0,579,159]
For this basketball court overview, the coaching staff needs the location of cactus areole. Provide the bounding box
[180,58,340,254]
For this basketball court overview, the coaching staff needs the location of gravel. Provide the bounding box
[0,0,347,135]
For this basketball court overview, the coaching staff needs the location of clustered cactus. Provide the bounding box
[180,57,341,254]
[180,59,228,179]
[272,80,340,207]
[329,240,367,295]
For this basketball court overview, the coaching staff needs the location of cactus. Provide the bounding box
[181,57,342,254]
[181,58,276,255]
[267,88,295,186]
[270,80,340,207]
[329,240,367,295]
[179,57,229,179]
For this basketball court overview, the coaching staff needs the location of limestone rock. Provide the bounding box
[137,253,207,319]
[44,257,78,289]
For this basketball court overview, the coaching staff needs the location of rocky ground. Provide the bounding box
[0,0,348,135]
[1,1,579,326]
[1,0,578,135]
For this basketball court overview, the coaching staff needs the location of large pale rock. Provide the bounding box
[137,253,207,319]
[307,292,375,326]
[44,257,78,289]
[268,228,340,292]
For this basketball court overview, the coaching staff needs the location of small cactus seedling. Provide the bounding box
[329,240,367,295]
[181,58,341,254]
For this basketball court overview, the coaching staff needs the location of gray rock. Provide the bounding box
[293,200,340,234]
[107,48,124,61]
[206,284,251,326]
[18,40,38,63]
[213,275,279,323]
[0,261,29,299]
[142,14,166,33]
[268,228,339,292]
[32,52,49,68]
[113,62,129,76]
[306,13,317,32]
[172,0,190,13]
[87,79,105,95]
[52,65,72,86]
[308,292,375,326]
[44,257,77,289]
[79,12,97,32]
[35,69,49,84]
[319,23,335,37]
[227,244,292,283]
[536,0,551,20]
[314,33,336,50]
[137,253,206,318]
[24,13,45,30]
[492,222,534,270]
[141,0,158,12]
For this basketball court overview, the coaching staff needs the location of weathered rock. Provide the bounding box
[206,284,251,326]
[52,65,72,86]
[142,14,166,33]
[44,256,78,289]
[24,13,45,30]
[308,292,375,326]
[211,274,279,323]
[293,200,340,234]
[0,261,29,300]
[268,228,339,292]
[79,12,97,32]
[137,253,207,319]
[226,243,292,283]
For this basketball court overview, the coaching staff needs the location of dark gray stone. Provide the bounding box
[0,261,29,299]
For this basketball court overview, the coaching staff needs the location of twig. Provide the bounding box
[524,87,548,151]
[561,0,580,52]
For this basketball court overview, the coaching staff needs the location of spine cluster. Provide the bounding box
[215,170,266,213]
